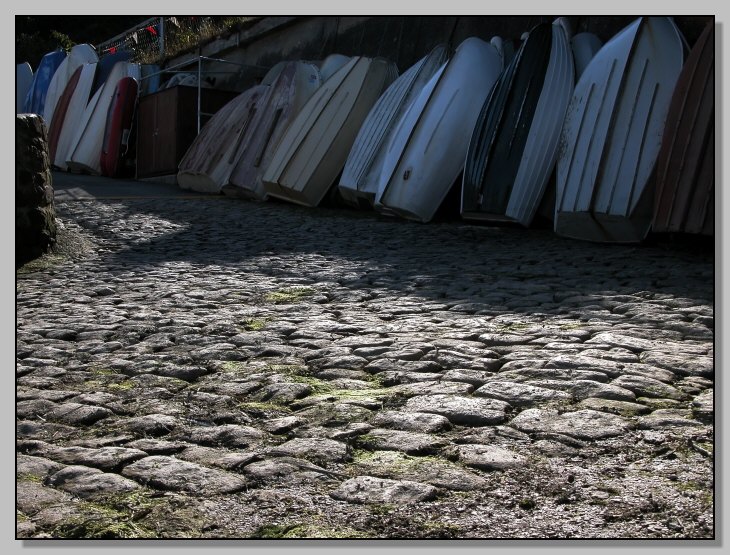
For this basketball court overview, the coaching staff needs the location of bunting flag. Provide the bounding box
[146,25,158,36]
[169,17,180,28]
[130,31,139,44]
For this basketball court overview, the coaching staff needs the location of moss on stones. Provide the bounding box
[264,287,315,304]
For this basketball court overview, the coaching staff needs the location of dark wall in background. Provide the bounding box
[169,15,713,93]
[279,15,712,69]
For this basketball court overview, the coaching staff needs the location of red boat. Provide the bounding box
[653,21,714,236]
[100,76,138,177]
[47,66,82,167]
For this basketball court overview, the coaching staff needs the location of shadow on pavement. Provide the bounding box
[53,174,714,336]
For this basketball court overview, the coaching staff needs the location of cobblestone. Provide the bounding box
[15,191,714,539]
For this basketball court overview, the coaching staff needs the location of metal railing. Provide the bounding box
[139,56,270,133]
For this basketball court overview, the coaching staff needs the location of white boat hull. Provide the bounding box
[67,61,141,175]
[461,24,575,227]
[319,54,351,83]
[376,37,504,223]
[43,44,98,126]
[53,62,98,170]
[570,33,603,79]
[505,24,574,225]
[262,56,397,207]
[555,17,685,242]
[338,44,448,208]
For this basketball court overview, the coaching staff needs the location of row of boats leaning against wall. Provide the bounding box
[17,16,714,244]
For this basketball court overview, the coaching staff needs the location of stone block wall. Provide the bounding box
[16,114,57,267]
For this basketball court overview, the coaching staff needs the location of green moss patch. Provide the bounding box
[264,287,315,304]
[17,473,43,483]
[417,520,462,538]
[91,368,117,376]
[218,361,253,374]
[287,375,333,395]
[107,380,136,391]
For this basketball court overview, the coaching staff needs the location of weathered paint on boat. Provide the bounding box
[555,17,685,243]
[338,44,448,208]
[226,62,323,200]
[262,56,397,207]
[375,37,503,223]
[461,23,574,226]
[653,21,714,236]
[177,85,269,193]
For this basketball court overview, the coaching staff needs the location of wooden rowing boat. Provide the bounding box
[653,21,714,236]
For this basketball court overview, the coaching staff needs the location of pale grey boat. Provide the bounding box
[555,17,685,243]
[570,32,603,79]
[375,37,503,223]
[262,56,397,207]
[338,44,448,208]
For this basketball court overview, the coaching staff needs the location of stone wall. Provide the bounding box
[16,114,56,267]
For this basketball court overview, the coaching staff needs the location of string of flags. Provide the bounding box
[96,16,212,59]
[99,19,161,57]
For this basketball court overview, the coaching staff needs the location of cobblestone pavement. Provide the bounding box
[16,192,714,539]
